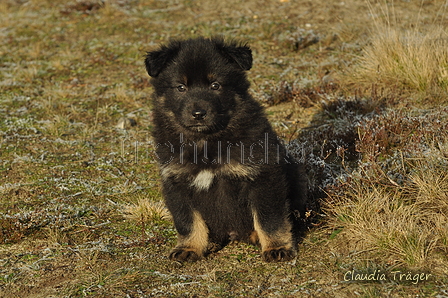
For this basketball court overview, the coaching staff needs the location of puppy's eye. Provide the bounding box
[177,84,187,92]
[210,82,221,90]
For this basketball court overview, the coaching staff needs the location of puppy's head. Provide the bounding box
[145,37,252,134]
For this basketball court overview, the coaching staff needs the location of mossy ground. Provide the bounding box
[1,0,447,297]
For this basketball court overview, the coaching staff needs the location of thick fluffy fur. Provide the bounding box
[145,37,307,262]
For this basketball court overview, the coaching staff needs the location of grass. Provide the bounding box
[1,0,448,297]
[122,195,172,223]
[347,2,448,101]
[355,25,448,96]
[321,106,448,268]
[325,156,448,269]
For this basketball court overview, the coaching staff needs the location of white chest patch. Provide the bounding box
[191,170,214,191]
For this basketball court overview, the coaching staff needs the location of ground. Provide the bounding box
[0,0,447,297]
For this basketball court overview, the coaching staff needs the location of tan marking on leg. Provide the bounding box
[252,209,296,262]
[171,210,209,261]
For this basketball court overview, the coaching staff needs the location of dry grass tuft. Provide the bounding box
[122,198,171,224]
[348,3,448,99]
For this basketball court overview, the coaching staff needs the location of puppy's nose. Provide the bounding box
[192,109,207,120]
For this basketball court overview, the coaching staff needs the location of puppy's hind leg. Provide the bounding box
[170,210,209,262]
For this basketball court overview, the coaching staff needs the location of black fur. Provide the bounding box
[145,37,307,262]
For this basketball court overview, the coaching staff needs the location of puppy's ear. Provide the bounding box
[212,38,252,70]
[145,43,180,77]
[225,45,253,71]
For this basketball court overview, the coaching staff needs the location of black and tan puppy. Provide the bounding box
[145,37,307,262]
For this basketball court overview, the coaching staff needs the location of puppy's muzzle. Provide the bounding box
[192,109,207,120]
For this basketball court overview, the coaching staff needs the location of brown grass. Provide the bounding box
[122,197,171,223]
[347,2,448,101]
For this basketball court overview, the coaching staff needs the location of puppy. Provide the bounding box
[145,37,307,262]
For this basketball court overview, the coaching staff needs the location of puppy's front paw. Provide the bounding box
[262,247,296,262]
[169,248,202,262]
